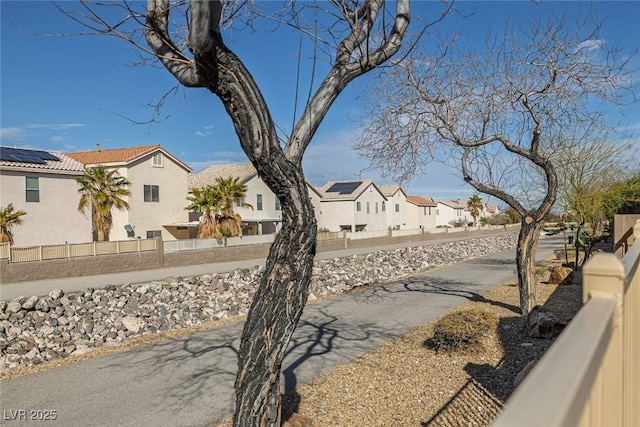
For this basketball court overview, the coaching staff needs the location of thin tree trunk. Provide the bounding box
[515,218,541,316]
[233,175,316,426]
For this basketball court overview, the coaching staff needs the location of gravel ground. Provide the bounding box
[279,257,582,427]
[216,255,583,427]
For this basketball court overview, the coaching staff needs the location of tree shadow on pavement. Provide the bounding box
[99,307,397,425]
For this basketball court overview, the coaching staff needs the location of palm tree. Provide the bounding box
[212,177,252,237]
[0,204,27,244]
[186,177,252,239]
[76,166,131,241]
[467,194,484,226]
[186,185,223,239]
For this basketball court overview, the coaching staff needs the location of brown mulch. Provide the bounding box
[216,255,583,427]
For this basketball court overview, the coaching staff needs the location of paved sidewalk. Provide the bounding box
[1,230,515,301]
[0,235,563,427]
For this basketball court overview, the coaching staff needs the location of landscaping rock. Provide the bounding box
[526,305,567,338]
[0,233,518,372]
[548,266,573,285]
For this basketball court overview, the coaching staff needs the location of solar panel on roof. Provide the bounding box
[0,147,60,164]
[326,181,362,194]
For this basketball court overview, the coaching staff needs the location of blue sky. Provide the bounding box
[1,1,639,202]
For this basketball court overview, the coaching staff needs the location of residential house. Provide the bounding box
[484,203,500,218]
[67,144,191,241]
[405,195,438,230]
[316,180,387,232]
[436,199,471,227]
[379,185,408,230]
[0,146,92,246]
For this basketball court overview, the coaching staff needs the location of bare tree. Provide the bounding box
[355,9,636,317]
[55,0,434,424]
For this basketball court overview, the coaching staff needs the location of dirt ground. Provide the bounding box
[216,254,583,427]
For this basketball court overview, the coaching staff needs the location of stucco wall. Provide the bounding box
[110,154,190,241]
[613,214,640,257]
[0,170,92,246]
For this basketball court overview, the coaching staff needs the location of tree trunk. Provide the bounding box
[515,217,542,316]
[233,176,317,426]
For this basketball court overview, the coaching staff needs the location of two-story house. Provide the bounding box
[405,195,438,230]
[0,146,92,246]
[316,180,387,232]
[379,185,408,230]
[436,199,471,227]
[67,144,191,241]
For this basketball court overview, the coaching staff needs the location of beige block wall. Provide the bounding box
[613,214,640,256]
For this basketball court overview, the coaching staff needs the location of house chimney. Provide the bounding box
[96,143,101,151]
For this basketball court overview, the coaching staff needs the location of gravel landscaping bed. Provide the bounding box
[0,234,517,376]
[280,257,582,427]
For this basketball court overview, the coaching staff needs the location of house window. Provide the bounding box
[356,201,361,212]
[436,209,439,215]
[144,185,159,202]
[382,201,386,212]
[257,194,263,211]
[429,207,432,215]
[152,152,163,167]
[395,203,400,213]
[146,230,162,238]
[423,207,427,216]
[275,198,281,211]
[366,202,370,214]
[25,176,40,202]
[375,202,378,214]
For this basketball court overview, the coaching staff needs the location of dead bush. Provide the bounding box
[425,307,499,353]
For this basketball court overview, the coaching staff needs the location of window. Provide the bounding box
[429,207,432,215]
[144,185,159,202]
[146,230,162,238]
[152,152,163,167]
[257,194,263,210]
[382,201,386,212]
[395,203,400,213]
[366,202,370,214]
[26,176,40,202]
[423,207,427,216]
[375,202,378,214]
[356,201,361,212]
[275,198,281,211]
[436,209,439,215]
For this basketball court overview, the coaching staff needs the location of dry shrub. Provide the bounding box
[426,307,499,353]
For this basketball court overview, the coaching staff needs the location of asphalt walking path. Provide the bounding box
[1,229,515,301]
[0,234,563,427]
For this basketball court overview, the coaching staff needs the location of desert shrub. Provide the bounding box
[426,307,499,353]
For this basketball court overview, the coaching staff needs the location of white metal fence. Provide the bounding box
[0,239,158,263]
[163,234,276,253]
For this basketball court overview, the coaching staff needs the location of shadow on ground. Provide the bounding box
[421,268,585,426]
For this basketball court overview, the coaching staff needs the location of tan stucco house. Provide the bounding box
[406,195,438,230]
[316,180,388,232]
[67,144,191,241]
[0,146,92,246]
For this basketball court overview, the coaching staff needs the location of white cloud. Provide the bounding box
[0,127,26,141]
[576,39,606,53]
[1,123,84,143]
[50,136,65,143]
[26,123,84,131]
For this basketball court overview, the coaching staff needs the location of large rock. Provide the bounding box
[548,266,573,285]
[122,316,144,333]
[527,305,567,338]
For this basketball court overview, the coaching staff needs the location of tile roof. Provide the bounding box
[486,204,498,213]
[67,145,161,165]
[378,185,403,197]
[189,163,257,189]
[318,179,383,201]
[406,195,437,206]
[0,148,85,173]
[438,199,469,210]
